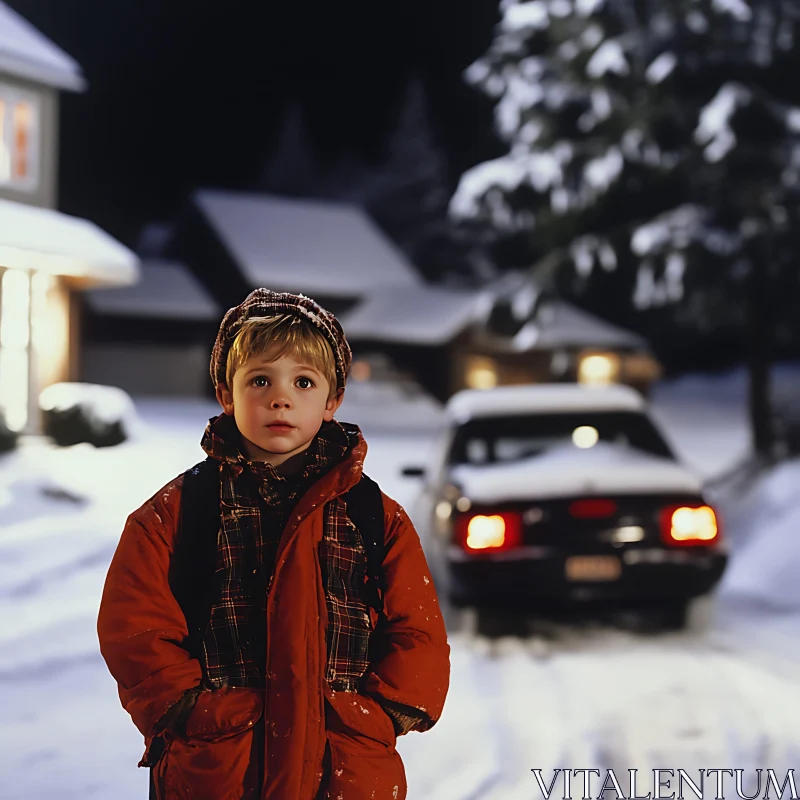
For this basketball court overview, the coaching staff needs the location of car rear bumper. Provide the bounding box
[447,546,728,609]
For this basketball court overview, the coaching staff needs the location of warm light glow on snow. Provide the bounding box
[32,272,70,390]
[0,268,30,431]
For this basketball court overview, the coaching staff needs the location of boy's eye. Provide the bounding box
[252,376,268,387]
[296,376,314,389]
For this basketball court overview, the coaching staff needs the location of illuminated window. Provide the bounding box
[0,100,9,182]
[13,102,33,180]
[0,84,40,191]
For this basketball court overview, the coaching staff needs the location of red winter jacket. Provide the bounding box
[97,433,450,799]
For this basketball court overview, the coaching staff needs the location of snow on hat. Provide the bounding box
[210,288,352,390]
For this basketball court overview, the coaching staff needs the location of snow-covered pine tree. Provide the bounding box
[451,0,800,456]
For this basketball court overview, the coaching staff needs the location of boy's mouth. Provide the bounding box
[267,422,295,430]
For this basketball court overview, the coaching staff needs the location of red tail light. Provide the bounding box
[454,511,523,553]
[569,498,618,519]
[660,505,721,546]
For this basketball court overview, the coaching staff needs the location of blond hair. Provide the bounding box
[225,314,339,397]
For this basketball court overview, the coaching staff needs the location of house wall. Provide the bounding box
[81,311,218,397]
[82,342,213,397]
[452,346,540,395]
[349,340,454,403]
[0,73,58,209]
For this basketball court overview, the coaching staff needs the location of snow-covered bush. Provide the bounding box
[719,458,800,610]
[0,410,17,453]
[39,383,137,448]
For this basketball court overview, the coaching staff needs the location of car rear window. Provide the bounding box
[449,411,675,465]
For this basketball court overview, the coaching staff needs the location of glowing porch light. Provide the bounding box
[578,353,620,385]
[465,356,498,390]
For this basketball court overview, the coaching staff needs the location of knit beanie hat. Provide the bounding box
[210,288,352,390]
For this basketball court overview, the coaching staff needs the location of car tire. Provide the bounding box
[660,602,689,631]
[620,602,686,633]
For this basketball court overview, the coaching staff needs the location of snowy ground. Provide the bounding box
[2,369,800,799]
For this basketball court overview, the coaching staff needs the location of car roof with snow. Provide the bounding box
[445,383,646,422]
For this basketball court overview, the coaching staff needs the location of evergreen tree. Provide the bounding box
[259,101,322,197]
[258,80,487,284]
[451,0,800,456]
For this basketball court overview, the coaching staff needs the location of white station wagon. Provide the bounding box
[403,383,727,632]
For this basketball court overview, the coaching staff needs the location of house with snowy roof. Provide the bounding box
[86,191,658,401]
[0,2,138,432]
[83,190,421,396]
[167,190,421,314]
[83,257,220,396]
[339,274,661,402]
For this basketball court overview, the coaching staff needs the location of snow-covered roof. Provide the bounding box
[340,285,482,345]
[445,383,646,422]
[84,259,218,321]
[0,199,137,287]
[0,2,84,91]
[506,300,647,350]
[339,281,646,350]
[195,190,420,298]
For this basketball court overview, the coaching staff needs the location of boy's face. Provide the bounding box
[215,353,344,466]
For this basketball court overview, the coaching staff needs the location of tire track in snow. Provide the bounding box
[477,635,566,800]
[405,622,800,800]
[399,633,501,800]
[711,648,800,782]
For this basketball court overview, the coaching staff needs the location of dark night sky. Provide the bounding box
[7,0,501,246]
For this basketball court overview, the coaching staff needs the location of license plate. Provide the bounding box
[565,555,621,582]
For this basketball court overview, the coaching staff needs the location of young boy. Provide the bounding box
[97,289,450,800]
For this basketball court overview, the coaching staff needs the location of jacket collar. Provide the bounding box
[200,413,365,499]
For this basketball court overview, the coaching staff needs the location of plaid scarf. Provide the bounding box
[197,414,372,692]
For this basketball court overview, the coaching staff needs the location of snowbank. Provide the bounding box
[718,458,800,610]
[39,382,141,447]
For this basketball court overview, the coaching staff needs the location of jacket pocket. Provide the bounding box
[325,691,396,749]
[323,731,407,800]
[152,690,264,800]
[182,686,263,743]
[153,728,261,800]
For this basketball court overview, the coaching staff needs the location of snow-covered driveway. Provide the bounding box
[2,374,800,800]
[399,626,800,800]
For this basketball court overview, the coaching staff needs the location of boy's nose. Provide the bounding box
[269,396,291,409]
